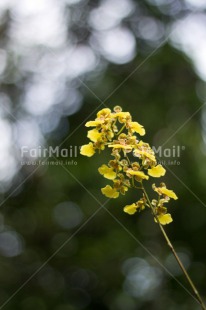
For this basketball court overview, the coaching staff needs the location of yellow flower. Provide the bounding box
[133,149,156,162]
[123,203,137,215]
[137,198,146,211]
[128,121,145,136]
[155,213,173,225]
[154,184,178,200]
[160,187,178,200]
[133,141,156,164]
[148,165,166,177]
[98,164,116,180]
[126,169,149,180]
[97,108,111,118]
[80,143,95,157]
[87,129,102,142]
[113,111,130,118]
[85,120,104,127]
[108,144,133,150]
[101,185,119,198]
[120,185,129,195]
[112,111,131,123]
[106,130,114,140]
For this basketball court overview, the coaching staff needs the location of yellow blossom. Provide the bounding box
[160,187,178,200]
[108,144,133,150]
[124,203,137,215]
[133,149,156,162]
[155,213,173,225]
[98,164,116,180]
[101,185,119,198]
[81,106,177,226]
[133,141,156,164]
[87,129,102,142]
[148,165,166,177]
[106,130,114,140]
[85,120,103,127]
[137,198,146,211]
[120,185,129,195]
[153,184,178,200]
[80,143,95,157]
[128,121,145,136]
[97,108,111,118]
[112,111,131,120]
[126,169,149,180]
[113,105,122,113]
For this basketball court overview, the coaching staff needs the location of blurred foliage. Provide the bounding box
[0,0,206,309]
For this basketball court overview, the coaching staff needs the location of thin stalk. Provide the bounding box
[116,124,126,136]
[141,185,206,310]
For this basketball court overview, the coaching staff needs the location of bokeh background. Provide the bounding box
[0,0,206,309]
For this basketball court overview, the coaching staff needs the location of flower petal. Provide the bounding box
[113,112,130,118]
[98,164,116,180]
[123,203,137,215]
[126,169,149,180]
[148,165,166,177]
[129,121,145,136]
[101,185,119,198]
[85,120,103,127]
[160,188,178,200]
[108,144,133,150]
[112,111,131,123]
[80,143,95,157]
[97,108,111,118]
[155,213,173,225]
[87,129,102,142]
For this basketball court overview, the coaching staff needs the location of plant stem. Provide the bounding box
[116,124,126,136]
[141,185,206,310]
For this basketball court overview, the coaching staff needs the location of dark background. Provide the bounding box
[0,0,206,309]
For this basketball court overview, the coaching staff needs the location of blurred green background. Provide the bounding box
[0,0,206,309]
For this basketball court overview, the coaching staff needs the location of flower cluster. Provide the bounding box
[80,106,178,225]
